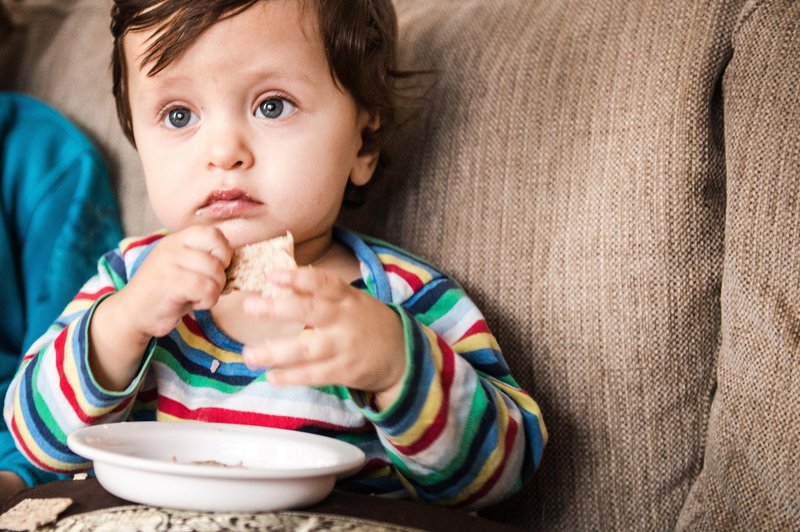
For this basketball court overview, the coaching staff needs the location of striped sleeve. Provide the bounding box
[350,243,548,509]
[2,236,159,472]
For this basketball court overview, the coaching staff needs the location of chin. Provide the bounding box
[216,219,279,248]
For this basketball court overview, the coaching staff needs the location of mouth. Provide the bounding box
[195,189,263,220]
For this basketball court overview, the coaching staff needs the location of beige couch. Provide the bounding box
[2,0,798,530]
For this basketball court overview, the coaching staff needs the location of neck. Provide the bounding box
[295,229,362,285]
[293,230,335,266]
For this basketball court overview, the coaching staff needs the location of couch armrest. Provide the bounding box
[678,1,800,528]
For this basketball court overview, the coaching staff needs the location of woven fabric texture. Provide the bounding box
[2,0,798,530]
[676,1,800,529]
[341,0,799,530]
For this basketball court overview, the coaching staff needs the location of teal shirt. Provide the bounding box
[0,93,123,486]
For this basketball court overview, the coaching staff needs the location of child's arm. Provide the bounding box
[2,242,145,473]
[243,261,547,509]
[88,226,231,390]
[2,227,231,473]
[371,285,548,509]
[355,278,547,509]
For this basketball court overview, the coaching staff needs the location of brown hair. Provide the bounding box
[111,0,401,156]
[0,3,12,45]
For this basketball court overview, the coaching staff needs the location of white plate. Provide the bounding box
[67,421,365,512]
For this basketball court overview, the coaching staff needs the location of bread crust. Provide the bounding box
[223,231,296,297]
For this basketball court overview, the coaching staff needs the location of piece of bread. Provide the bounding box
[224,231,296,297]
[0,497,73,531]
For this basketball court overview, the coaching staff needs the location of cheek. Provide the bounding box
[264,140,351,195]
[300,137,360,183]
[298,112,363,171]
[140,150,190,228]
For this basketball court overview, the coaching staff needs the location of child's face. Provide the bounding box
[124,0,377,249]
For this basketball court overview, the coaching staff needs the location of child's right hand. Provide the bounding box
[88,225,232,390]
[120,225,233,338]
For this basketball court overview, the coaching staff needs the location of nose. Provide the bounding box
[206,122,254,171]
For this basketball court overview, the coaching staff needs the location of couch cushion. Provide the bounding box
[342,0,792,529]
[676,1,800,529]
[3,0,798,529]
[0,0,157,235]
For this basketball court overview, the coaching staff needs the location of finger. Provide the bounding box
[177,248,228,290]
[242,333,330,368]
[269,266,349,300]
[265,357,342,387]
[243,292,336,326]
[182,225,233,266]
[177,271,225,310]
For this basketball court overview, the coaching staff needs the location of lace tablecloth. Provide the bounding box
[44,505,419,531]
[0,479,521,531]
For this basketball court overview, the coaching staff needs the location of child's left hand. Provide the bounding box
[241,267,407,410]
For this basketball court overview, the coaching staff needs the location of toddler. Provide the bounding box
[5,0,546,508]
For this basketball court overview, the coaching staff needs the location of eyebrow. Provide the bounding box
[144,66,317,90]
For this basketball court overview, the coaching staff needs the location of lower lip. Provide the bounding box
[196,199,262,220]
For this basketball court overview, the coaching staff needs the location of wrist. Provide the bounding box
[373,303,409,411]
[102,291,153,348]
[111,286,154,349]
[88,293,152,391]
[374,377,405,411]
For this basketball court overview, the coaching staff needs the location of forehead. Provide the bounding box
[123,0,321,79]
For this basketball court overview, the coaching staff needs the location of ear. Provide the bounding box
[350,111,381,187]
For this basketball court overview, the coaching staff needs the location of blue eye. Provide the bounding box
[256,98,296,120]
[164,107,197,129]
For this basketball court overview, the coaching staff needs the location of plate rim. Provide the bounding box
[67,421,366,480]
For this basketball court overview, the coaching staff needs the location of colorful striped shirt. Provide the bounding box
[4,227,547,509]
